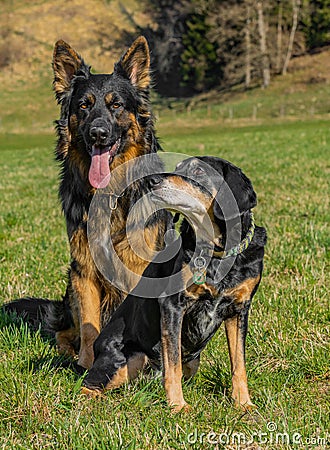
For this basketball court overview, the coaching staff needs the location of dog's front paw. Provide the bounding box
[241,401,257,411]
[80,386,103,398]
[171,401,191,414]
[233,398,257,411]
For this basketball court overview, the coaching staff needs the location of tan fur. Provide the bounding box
[104,366,129,389]
[166,176,215,209]
[223,276,260,304]
[225,316,254,408]
[85,93,95,106]
[160,319,187,412]
[56,328,79,357]
[71,272,101,369]
[81,386,102,398]
[163,175,222,242]
[222,276,260,407]
[105,354,147,390]
[116,224,164,269]
[127,353,148,380]
[69,228,97,278]
[105,93,114,105]
[82,353,147,395]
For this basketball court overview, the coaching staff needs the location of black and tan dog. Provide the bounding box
[81,156,267,412]
[3,37,170,370]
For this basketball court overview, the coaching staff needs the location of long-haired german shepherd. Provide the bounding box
[4,36,170,370]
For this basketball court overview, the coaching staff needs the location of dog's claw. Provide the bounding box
[80,386,103,398]
[243,402,257,411]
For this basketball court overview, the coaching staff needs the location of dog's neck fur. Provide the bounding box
[180,210,253,255]
[216,211,252,251]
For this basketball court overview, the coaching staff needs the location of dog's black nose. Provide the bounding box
[149,175,163,188]
[90,126,109,145]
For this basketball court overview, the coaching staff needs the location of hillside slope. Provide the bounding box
[0,0,145,84]
[0,0,329,134]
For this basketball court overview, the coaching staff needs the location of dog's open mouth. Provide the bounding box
[88,138,121,189]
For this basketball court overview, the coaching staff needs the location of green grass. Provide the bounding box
[0,119,329,449]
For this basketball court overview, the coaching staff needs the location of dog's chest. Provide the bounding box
[180,289,225,358]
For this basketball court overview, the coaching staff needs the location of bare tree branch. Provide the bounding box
[282,0,301,75]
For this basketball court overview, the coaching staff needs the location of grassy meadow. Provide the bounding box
[0,1,329,447]
[0,115,329,449]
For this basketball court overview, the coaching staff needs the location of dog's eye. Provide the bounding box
[112,102,122,109]
[80,102,89,110]
[193,167,205,176]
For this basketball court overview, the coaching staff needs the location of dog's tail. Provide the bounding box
[2,290,73,335]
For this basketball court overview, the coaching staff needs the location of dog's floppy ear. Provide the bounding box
[53,40,90,104]
[213,163,257,221]
[115,36,150,90]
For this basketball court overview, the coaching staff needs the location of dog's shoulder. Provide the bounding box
[254,224,267,248]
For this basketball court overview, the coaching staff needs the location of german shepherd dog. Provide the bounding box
[4,37,170,370]
[81,157,267,411]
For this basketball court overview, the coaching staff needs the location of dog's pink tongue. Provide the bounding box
[89,146,111,189]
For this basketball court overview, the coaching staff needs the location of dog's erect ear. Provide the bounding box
[213,163,257,221]
[115,36,150,90]
[53,40,90,104]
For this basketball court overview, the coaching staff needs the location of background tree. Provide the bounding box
[206,0,255,89]
[302,0,330,49]
[180,13,221,92]
[282,0,302,74]
[257,0,271,87]
[133,0,192,96]
[130,0,330,96]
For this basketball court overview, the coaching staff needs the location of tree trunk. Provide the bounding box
[276,0,283,73]
[257,1,270,87]
[282,0,301,75]
[245,5,251,88]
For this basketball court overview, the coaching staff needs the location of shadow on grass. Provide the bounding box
[0,306,235,400]
[199,362,232,397]
[0,307,85,376]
